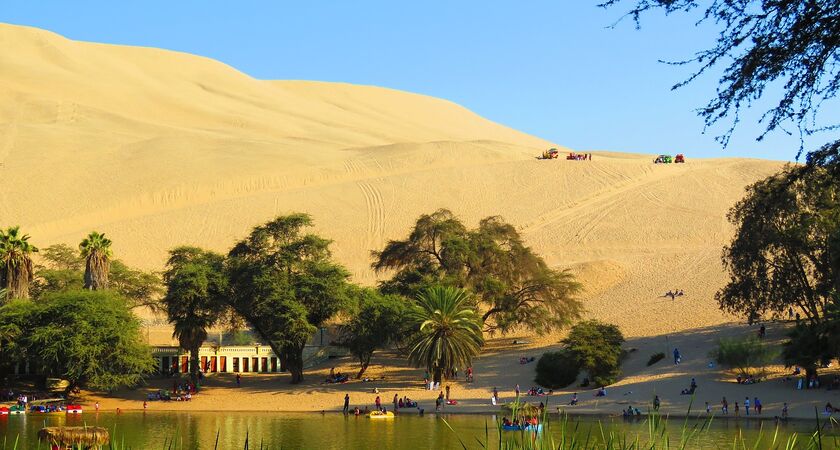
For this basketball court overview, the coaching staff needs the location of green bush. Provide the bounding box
[534,350,580,389]
[710,336,776,376]
[647,352,665,366]
[564,320,625,387]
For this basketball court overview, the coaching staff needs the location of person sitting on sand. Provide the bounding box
[595,387,606,397]
[570,393,578,405]
[354,406,360,416]
[781,403,789,419]
[825,403,840,414]
[502,417,511,426]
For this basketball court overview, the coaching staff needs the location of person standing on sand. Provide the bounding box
[493,387,499,404]
[722,397,729,414]
[515,384,520,398]
[754,397,762,415]
[653,395,660,411]
[445,385,450,401]
[744,397,750,416]
[393,394,398,411]
[95,402,100,412]
[734,402,739,417]
[375,395,381,410]
[236,373,241,387]
[343,394,350,414]
[673,348,681,365]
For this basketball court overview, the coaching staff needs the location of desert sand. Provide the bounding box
[4,23,836,420]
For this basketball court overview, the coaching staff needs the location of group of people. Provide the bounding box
[735,374,761,385]
[622,405,642,418]
[526,386,549,396]
[664,289,685,300]
[680,378,698,395]
[326,367,349,384]
[501,415,539,428]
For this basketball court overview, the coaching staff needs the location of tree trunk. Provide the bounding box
[279,353,288,372]
[84,254,110,290]
[189,344,200,384]
[284,344,305,384]
[433,367,443,384]
[5,264,30,300]
[356,353,371,379]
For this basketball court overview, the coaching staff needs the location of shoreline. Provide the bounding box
[28,407,834,427]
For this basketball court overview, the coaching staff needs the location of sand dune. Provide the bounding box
[8,23,834,420]
[0,23,786,343]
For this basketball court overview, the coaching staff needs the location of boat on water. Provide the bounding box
[368,411,395,419]
[502,424,543,432]
[0,405,26,415]
[28,399,83,415]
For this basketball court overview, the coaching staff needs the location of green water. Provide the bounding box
[0,411,837,449]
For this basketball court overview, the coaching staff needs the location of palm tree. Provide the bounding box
[79,231,112,290]
[407,285,484,384]
[0,226,39,301]
[162,246,226,382]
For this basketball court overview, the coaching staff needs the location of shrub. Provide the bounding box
[710,336,776,376]
[564,320,625,387]
[535,350,580,389]
[647,352,665,366]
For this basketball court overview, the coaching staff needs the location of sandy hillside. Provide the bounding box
[0,23,786,342]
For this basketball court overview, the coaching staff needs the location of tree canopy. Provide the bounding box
[335,287,408,378]
[406,286,484,383]
[162,246,228,382]
[0,290,155,390]
[602,0,840,153]
[373,209,582,334]
[717,164,839,322]
[563,320,625,387]
[32,243,163,309]
[226,213,351,383]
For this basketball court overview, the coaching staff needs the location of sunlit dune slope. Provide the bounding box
[0,23,785,338]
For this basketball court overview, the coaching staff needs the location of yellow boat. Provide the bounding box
[368,411,395,419]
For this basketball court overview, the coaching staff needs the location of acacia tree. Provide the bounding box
[336,288,407,378]
[162,246,227,382]
[80,231,113,290]
[31,243,163,309]
[0,226,39,301]
[717,165,839,323]
[602,0,840,155]
[226,214,351,383]
[0,290,156,391]
[373,209,582,334]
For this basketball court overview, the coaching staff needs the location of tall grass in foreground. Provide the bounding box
[443,398,840,450]
[2,403,838,449]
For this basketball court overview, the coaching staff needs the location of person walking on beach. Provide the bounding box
[673,348,681,365]
[653,395,660,411]
[744,397,750,416]
[722,397,729,415]
[515,384,520,398]
[393,394,399,411]
[754,397,762,415]
[236,373,241,387]
[734,402,739,417]
[343,394,350,414]
[493,387,499,404]
[375,395,381,411]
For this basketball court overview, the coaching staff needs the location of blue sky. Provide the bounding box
[2,1,836,161]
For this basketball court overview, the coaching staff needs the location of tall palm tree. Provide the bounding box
[407,285,484,383]
[0,226,39,301]
[80,231,112,290]
[162,246,226,382]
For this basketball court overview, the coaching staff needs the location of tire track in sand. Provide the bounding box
[357,181,385,249]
